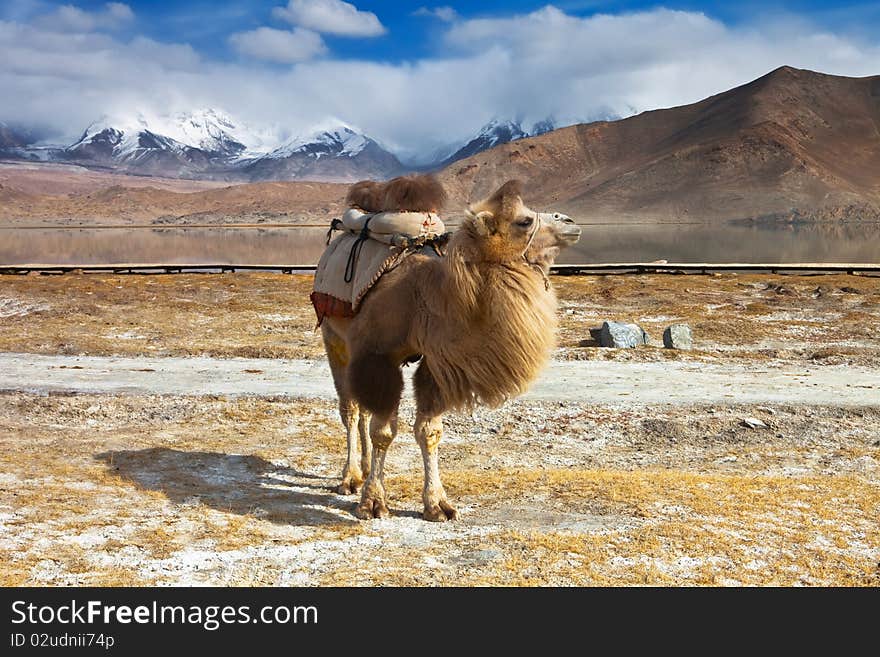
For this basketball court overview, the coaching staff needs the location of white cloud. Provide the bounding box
[106,2,134,23]
[130,36,201,71]
[229,26,326,63]
[2,5,880,159]
[438,5,880,129]
[0,1,53,23]
[33,2,133,32]
[413,6,459,23]
[272,0,386,37]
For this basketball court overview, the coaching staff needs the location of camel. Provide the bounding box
[319,178,580,520]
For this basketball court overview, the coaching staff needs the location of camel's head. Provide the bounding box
[464,180,580,269]
[524,209,581,274]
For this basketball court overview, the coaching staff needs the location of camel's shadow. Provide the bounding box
[94,448,357,526]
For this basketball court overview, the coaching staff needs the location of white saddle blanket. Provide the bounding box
[313,232,409,313]
[312,209,446,315]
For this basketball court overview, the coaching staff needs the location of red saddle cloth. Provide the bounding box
[309,290,355,327]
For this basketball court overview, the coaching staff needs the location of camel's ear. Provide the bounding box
[487,180,523,220]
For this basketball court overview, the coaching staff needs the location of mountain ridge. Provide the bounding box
[2,113,564,181]
[436,66,880,222]
[44,115,403,182]
[2,66,879,222]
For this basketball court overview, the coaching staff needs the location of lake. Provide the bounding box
[1,222,879,266]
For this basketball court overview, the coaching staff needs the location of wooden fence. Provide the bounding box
[2,262,879,275]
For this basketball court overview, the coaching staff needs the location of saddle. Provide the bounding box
[310,207,449,326]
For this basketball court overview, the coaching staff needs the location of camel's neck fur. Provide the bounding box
[415,222,558,411]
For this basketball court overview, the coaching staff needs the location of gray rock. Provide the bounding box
[663,324,693,350]
[742,417,768,429]
[599,321,649,348]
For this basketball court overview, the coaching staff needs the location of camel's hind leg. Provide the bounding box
[321,324,364,495]
[355,410,398,519]
[413,360,456,522]
[349,351,403,519]
[358,410,371,480]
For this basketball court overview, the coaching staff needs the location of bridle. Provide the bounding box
[521,209,550,291]
[522,208,542,257]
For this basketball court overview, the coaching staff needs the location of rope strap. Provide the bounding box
[522,212,550,291]
[343,216,373,283]
[325,218,343,245]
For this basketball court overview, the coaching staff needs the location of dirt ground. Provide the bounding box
[0,272,878,586]
[0,162,346,226]
[0,161,229,196]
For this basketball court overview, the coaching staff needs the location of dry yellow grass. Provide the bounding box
[390,466,879,516]
[0,271,878,363]
[555,272,880,363]
[0,393,340,585]
[381,467,880,586]
[2,392,878,586]
[0,273,325,359]
[1,269,879,585]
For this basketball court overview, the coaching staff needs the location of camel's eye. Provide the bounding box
[517,217,534,228]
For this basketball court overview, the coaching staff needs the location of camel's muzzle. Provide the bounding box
[549,213,581,244]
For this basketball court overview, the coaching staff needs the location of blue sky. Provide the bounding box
[5,1,880,62]
[1,1,879,156]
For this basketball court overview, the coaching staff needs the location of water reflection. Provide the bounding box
[567,222,880,264]
[0,222,878,266]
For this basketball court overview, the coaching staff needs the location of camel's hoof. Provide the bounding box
[355,496,390,520]
[423,500,457,522]
[336,475,363,495]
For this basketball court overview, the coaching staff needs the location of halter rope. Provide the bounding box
[522,211,550,291]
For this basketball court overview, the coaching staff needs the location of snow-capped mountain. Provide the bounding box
[1,110,573,180]
[160,109,283,158]
[245,124,403,182]
[530,118,557,136]
[64,115,213,176]
[71,110,282,158]
[69,116,177,159]
[162,110,246,158]
[65,109,285,165]
[436,118,560,168]
[442,119,528,166]
[55,114,402,181]
[264,125,370,159]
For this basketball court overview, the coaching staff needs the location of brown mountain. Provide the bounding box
[4,66,879,228]
[0,164,347,225]
[438,66,880,222]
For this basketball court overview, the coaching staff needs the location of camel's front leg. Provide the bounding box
[414,413,456,522]
[355,411,397,519]
[336,399,363,495]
